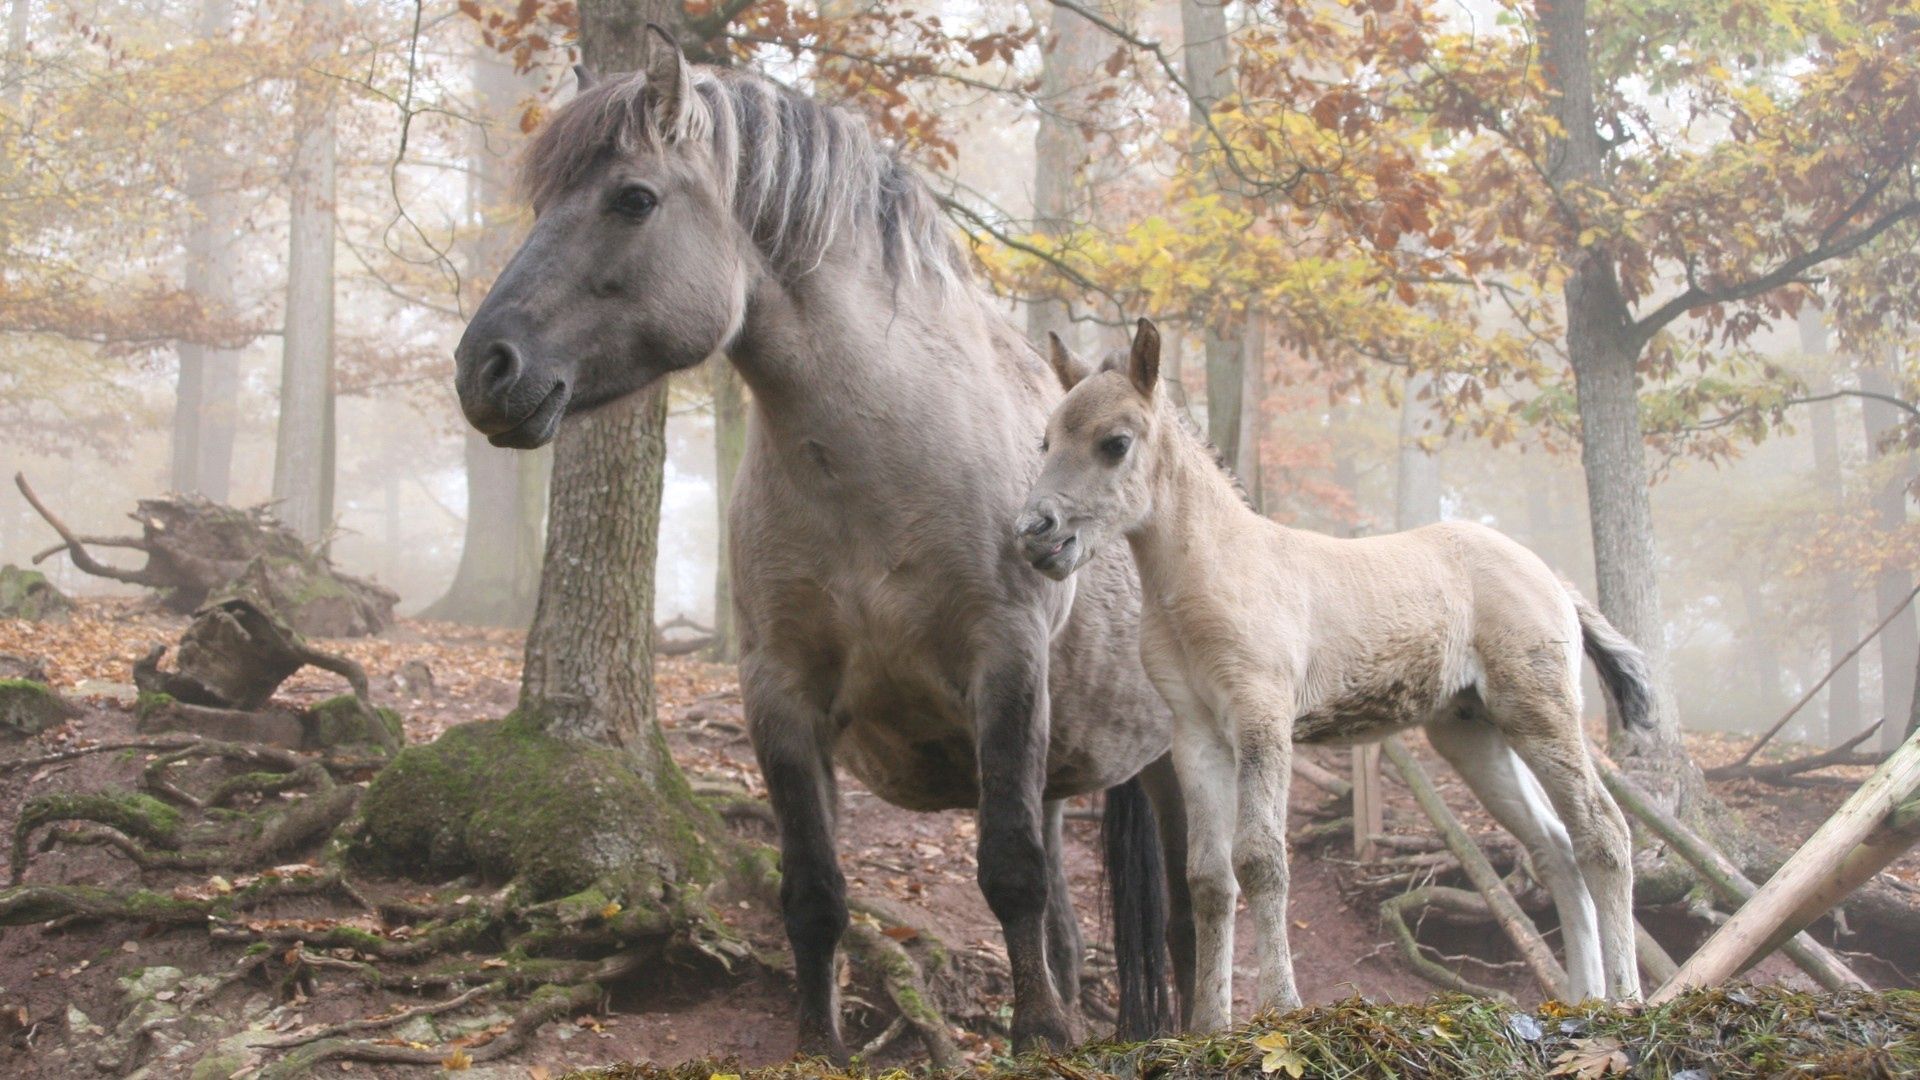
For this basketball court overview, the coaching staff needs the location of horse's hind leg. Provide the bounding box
[744,657,850,1060]
[1042,799,1084,1009]
[1482,654,1641,1000]
[1140,752,1197,1026]
[1425,704,1603,999]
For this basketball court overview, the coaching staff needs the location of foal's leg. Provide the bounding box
[972,632,1076,1050]
[1171,714,1239,1031]
[1042,799,1085,1009]
[744,656,849,1060]
[1140,752,1197,1026]
[1226,687,1301,1014]
[1484,657,1641,1000]
[1425,708,1603,999]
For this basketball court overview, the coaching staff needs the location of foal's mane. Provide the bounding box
[520,65,969,287]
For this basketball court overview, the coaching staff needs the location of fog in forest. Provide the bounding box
[3,0,1916,757]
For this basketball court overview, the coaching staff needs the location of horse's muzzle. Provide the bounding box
[455,334,571,449]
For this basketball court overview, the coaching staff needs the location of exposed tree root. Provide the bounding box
[1380,885,1516,1002]
[258,979,504,1050]
[845,916,965,1068]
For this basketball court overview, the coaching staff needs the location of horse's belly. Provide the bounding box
[831,659,980,811]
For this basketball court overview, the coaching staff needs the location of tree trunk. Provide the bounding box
[1237,311,1266,512]
[1180,0,1246,475]
[519,0,684,762]
[710,363,745,662]
[424,47,550,626]
[1860,358,1918,751]
[1803,308,1861,746]
[1395,373,1442,531]
[1025,0,1110,345]
[271,4,339,544]
[1536,0,1706,820]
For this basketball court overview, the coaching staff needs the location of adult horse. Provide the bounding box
[453,29,1187,1057]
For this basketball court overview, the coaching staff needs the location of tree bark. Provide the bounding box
[1803,308,1861,746]
[1860,357,1917,751]
[1180,0,1246,475]
[271,3,339,544]
[710,362,745,662]
[1236,311,1266,512]
[1025,0,1111,345]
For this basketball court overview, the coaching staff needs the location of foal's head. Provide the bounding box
[454,28,746,448]
[1015,319,1165,580]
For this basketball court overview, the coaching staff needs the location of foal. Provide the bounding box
[1017,320,1648,1028]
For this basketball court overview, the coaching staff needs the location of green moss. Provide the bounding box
[14,790,183,872]
[1,678,78,738]
[0,564,70,620]
[135,691,176,720]
[351,713,723,902]
[303,695,402,754]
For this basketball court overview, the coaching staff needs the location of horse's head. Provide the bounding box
[455,27,746,448]
[1016,319,1164,580]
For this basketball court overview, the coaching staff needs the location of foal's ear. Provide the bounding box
[1045,332,1093,391]
[572,64,598,94]
[1127,318,1161,398]
[641,23,693,141]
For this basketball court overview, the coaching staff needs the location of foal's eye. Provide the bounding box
[1100,434,1132,461]
[610,184,658,219]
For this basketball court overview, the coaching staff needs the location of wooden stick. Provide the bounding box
[13,472,155,587]
[1634,920,1679,986]
[1726,584,1920,770]
[1747,794,1920,969]
[1382,737,1568,998]
[1293,754,1353,800]
[1654,725,1920,1001]
[1597,759,1866,993]
[1352,743,1384,860]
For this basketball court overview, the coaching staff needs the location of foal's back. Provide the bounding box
[1249,520,1582,745]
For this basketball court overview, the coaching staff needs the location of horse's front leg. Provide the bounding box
[1171,712,1239,1031]
[972,631,1076,1051]
[1227,685,1301,1013]
[744,655,849,1061]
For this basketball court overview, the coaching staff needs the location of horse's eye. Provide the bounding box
[611,184,658,219]
[1100,434,1131,460]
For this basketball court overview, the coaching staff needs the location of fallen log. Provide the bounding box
[15,472,395,637]
[1707,718,1883,783]
[1654,724,1920,1002]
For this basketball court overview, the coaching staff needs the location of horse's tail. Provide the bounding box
[1569,588,1656,731]
[1102,775,1172,1041]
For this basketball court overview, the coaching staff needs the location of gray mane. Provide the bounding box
[520,65,968,287]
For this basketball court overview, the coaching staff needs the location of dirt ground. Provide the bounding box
[0,600,1913,1078]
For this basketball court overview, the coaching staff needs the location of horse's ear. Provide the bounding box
[1046,332,1093,391]
[1127,318,1161,398]
[572,64,597,93]
[641,23,692,140]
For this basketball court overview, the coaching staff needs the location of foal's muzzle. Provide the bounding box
[1015,505,1082,581]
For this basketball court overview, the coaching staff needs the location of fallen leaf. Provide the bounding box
[1253,1031,1306,1077]
[442,1046,472,1070]
[1550,1036,1629,1079]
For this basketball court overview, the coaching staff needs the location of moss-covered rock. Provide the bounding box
[351,713,722,902]
[0,564,70,620]
[302,694,403,755]
[0,678,80,738]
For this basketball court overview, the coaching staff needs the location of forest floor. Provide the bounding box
[0,599,1914,1079]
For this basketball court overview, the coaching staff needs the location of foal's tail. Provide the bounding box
[1569,589,1656,731]
[1102,776,1172,1040]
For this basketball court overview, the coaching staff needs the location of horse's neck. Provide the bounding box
[727,261,1034,466]
[1128,425,1272,600]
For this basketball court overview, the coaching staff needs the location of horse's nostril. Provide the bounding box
[1022,511,1056,538]
[482,341,523,396]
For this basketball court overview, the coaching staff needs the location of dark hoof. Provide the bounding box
[796,1027,849,1066]
[1011,1012,1078,1055]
